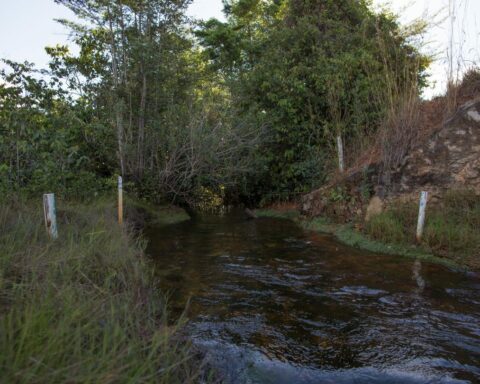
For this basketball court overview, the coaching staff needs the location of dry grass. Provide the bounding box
[347,67,480,178]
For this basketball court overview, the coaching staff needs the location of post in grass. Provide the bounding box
[337,135,345,173]
[416,191,428,243]
[118,176,124,225]
[43,193,58,239]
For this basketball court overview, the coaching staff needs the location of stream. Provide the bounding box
[146,210,480,384]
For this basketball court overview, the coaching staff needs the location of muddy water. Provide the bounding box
[146,211,480,383]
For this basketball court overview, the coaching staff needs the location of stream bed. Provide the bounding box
[146,211,480,383]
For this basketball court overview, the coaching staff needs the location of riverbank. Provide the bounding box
[0,199,206,382]
[126,198,191,227]
[256,208,466,270]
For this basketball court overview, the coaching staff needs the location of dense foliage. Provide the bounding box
[0,0,428,205]
[198,0,428,203]
[0,60,114,198]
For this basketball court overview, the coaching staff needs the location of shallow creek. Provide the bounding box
[146,210,480,383]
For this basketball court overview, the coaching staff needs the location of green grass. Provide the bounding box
[365,190,480,268]
[256,207,463,270]
[302,216,339,233]
[255,209,301,220]
[0,200,207,383]
[335,224,460,268]
[305,217,458,268]
[126,198,191,226]
[365,210,407,244]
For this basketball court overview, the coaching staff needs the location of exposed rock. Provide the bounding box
[365,196,383,222]
[301,179,369,222]
[302,97,480,219]
[389,97,480,198]
[301,188,328,217]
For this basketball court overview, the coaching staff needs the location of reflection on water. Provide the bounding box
[145,210,480,384]
[413,260,426,294]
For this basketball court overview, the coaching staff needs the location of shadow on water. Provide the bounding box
[145,209,480,384]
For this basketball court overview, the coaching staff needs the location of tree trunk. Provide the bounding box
[137,66,147,179]
[108,4,125,178]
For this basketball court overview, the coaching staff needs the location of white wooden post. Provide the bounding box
[43,193,58,239]
[337,135,344,173]
[118,176,123,225]
[416,191,428,243]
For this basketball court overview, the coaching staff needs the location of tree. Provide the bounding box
[38,0,260,204]
[198,0,429,203]
[0,59,114,198]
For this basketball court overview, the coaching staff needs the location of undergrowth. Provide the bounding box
[0,199,207,383]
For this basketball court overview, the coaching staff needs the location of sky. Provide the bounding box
[0,0,478,98]
[375,0,480,98]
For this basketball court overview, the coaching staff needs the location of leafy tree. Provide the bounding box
[198,0,429,203]
[0,0,430,207]
[0,59,114,198]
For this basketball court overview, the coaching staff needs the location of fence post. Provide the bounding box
[43,193,58,239]
[118,176,123,225]
[337,135,345,173]
[416,191,428,243]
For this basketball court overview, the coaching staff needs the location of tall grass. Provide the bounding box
[0,200,206,383]
[423,190,480,256]
[366,189,480,267]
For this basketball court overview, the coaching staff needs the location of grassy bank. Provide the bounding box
[0,199,206,383]
[256,208,464,270]
[126,198,191,226]
[365,190,480,270]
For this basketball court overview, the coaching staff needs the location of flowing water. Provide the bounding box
[146,210,480,384]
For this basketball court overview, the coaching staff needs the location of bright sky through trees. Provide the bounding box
[0,0,478,98]
[374,0,480,98]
